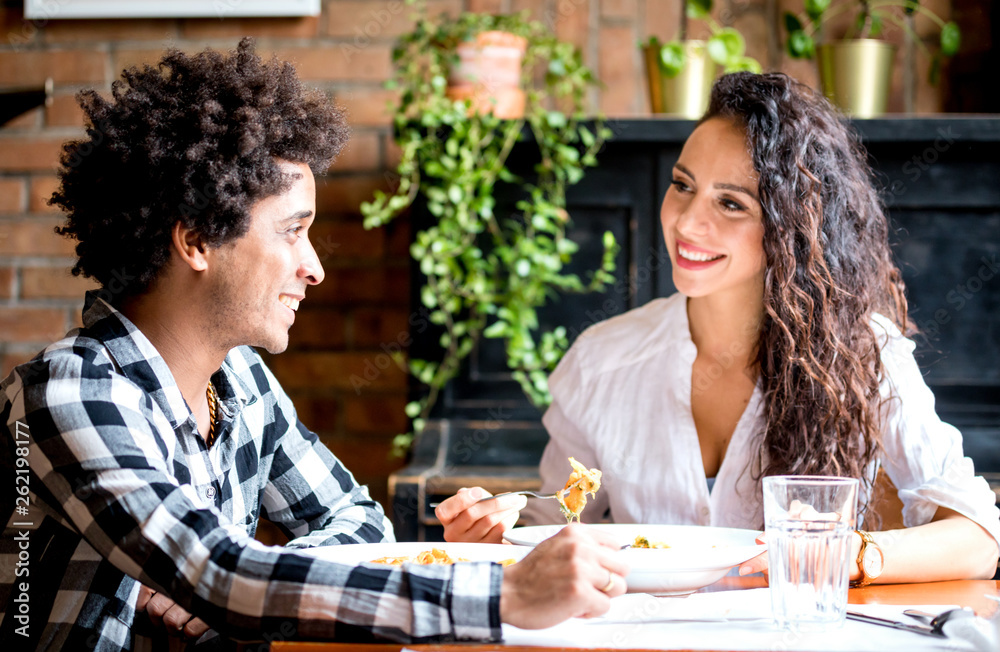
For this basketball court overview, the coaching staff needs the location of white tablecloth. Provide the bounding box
[499,590,999,651]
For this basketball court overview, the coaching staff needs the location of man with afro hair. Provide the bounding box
[0,39,627,650]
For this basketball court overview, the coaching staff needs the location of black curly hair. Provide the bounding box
[52,37,348,302]
[701,72,914,520]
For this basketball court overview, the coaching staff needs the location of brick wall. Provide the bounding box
[0,0,988,532]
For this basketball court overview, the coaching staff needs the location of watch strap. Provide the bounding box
[850,529,882,588]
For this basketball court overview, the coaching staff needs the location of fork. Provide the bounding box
[478,476,590,503]
[475,490,560,503]
[430,478,587,508]
[428,491,559,509]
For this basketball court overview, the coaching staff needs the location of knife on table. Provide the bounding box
[846,611,946,638]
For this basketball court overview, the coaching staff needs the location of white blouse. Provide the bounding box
[521,293,1000,547]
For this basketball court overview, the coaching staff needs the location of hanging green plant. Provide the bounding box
[361,7,618,456]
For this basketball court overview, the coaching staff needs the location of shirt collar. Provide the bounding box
[81,291,256,429]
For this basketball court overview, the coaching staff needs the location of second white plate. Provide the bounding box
[504,523,766,596]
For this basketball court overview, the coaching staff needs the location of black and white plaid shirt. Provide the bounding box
[0,292,502,650]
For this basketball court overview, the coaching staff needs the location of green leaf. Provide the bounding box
[546,111,567,128]
[787,30,815,59]
[707,28,744,66]
[387,195,410,212]
[804,0,830,22]
[420,285,437,308]
[391,433,413,458]
[724,56,762,74]
[659,41,686,77]
[940,21,960,57]
[404,401,422,418]
[869,14,883,38]
[483,320,508,338]
[686,0,711,21]
[603,230,616,250]
[784,11,803,34]
[447,185,464,204]
[515,259,531,276]
[853,11,868,34]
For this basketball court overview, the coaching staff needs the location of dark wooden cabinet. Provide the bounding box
[390,117,1000,542]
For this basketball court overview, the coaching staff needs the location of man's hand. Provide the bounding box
[437,487,527,543]
[499,523,629,629]
[137,585,210,641]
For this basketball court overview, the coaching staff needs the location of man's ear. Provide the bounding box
[171,221,209,272]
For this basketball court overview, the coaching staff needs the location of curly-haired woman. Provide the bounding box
[438,72,1000,584]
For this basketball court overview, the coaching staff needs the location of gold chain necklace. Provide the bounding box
[206,381,219,448]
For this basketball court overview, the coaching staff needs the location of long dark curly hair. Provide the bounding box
[702,73,915,508]
[52,37,348,302]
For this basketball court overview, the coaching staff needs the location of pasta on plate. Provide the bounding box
[370,547,517,567]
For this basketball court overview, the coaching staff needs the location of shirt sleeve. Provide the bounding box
[873,317,1000,549]
[21,352,503,643]
[521,341,609,526]
[252,359,394,548]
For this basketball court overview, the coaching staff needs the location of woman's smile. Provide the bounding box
[676,240,726,269]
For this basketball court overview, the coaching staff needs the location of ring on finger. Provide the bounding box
[600,570,615,593]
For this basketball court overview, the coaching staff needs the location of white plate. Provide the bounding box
[295,541,533,566]
[504,523,766,596]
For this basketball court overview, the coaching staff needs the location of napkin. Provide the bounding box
[502,590,987,651]
[940,615,999,651]
[585,589,774,623]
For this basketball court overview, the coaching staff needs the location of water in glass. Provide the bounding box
[768,518,852,630]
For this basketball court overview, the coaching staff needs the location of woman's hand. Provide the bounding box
[436,487,528,543]
[738,532,769,577]
[137,584,210,641]
[500,523,629,628]
[737,527,865,580]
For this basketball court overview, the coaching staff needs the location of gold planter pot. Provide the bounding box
[817,40,897,118]
[643,41,716,119]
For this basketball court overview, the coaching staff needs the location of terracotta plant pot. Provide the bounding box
[446,30,527,119]
[817,39,897,118]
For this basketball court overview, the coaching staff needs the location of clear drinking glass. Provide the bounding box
[762,475,859,631]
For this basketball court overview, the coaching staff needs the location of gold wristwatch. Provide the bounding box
[850,529,884,588]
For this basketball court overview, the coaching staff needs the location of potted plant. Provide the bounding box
[784,0,960,117]
[642,0,762,118]
[447,29,527,119]
[361,7,618,456]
